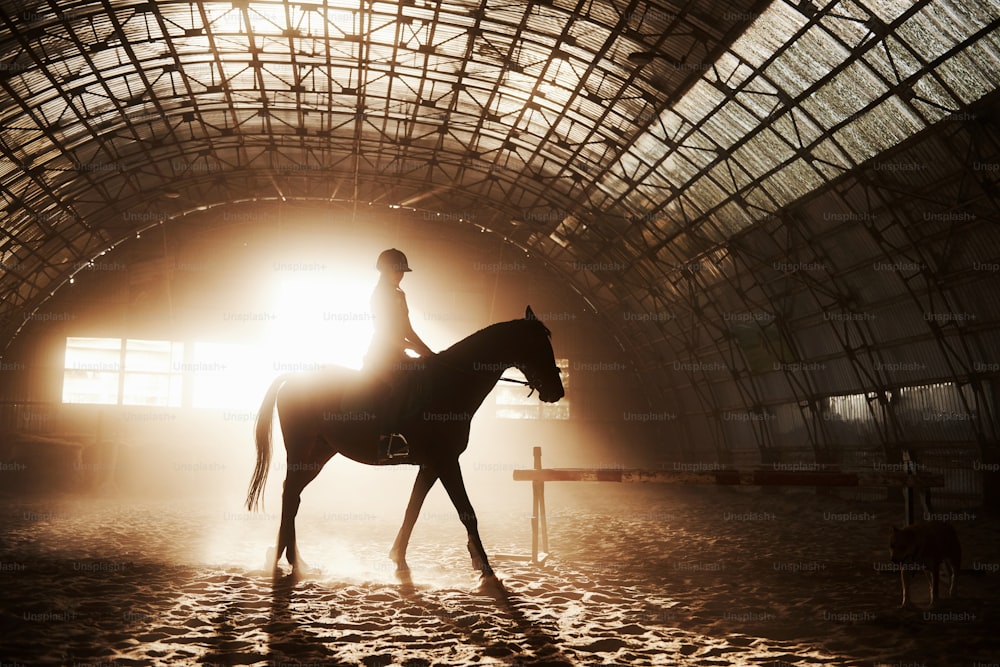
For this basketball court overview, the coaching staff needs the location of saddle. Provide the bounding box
[336,378,381,419]
[335,369,434,465]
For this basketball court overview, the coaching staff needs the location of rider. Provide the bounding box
[364,248,435,458]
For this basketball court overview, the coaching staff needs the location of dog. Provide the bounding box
[889,521,961,607]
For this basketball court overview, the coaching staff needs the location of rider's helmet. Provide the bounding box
[376,248,412,273]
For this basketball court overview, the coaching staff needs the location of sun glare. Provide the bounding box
[62,257,413,411]
[267,269,375,372]
[190,266,378,409]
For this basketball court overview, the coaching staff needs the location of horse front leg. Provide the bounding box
[390,465,438,571]
[438,461,496,582]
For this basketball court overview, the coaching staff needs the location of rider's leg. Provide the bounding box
[379,383,409,457]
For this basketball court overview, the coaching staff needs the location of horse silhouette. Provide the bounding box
[246,306,564,584]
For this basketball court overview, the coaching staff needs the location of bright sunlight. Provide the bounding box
[266,268,376,372]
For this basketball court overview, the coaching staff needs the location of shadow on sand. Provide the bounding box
[394,568,576,665]
[245,565,579,665]
[258,570,356,667]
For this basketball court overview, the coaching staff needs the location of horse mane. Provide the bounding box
[436,318,548,366]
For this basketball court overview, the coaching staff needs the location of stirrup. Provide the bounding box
[381,433,409,459]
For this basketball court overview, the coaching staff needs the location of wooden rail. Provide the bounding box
[510,447,945,564]
[513,467,944,488]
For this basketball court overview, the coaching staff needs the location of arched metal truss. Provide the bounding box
[1,0,999,467]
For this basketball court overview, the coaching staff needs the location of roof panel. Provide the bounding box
[808,136,852,171]
[699,96,762,149]
[3,0,1000,450]
[761,158,825,203]
[709,51,755,90]
[935,48,1000,105]
[895,3,967,62]
[852,95,925,151]
[816,1,873,45]
[761,25,851,98]
[863,0,919,24]
[672,78,726,122]
[806,60,884,128]
[728,0,808,69]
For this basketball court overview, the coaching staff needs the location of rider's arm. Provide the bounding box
[404,325,434,357]
[398,292,434,357]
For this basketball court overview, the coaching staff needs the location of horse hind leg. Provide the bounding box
[274,439,332,575]
[390,465,439,571]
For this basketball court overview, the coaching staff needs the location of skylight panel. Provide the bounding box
[935,50,999,104]
[852,94,925,150]
[801,60,882,128]
[708,158,752,194]
[773,108,823,148]
[863,0,918,24]
[708,52,752,90]
[700,97,763,149]
[831,118,881,164]
[817,1,873,45]
[730,0,808,69]
[895,3,967,62]
[713,200,755,235]
[765,158,825,202]
[907,71,959,123]
[764,26,851,98]
[672,79,727,123]
[861,36,924,86]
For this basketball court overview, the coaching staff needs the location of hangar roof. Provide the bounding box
[2,0,1000,458]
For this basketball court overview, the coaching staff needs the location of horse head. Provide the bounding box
[520,306,565,404]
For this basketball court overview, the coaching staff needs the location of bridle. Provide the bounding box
[505,363,560,399]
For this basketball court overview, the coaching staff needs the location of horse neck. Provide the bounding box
[436,322,523,406]
[441,321,523,373]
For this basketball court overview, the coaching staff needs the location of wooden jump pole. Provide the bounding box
[513,448,945,564]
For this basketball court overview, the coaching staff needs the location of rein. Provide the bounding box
[428,355,538,396]
[499,374,535,397]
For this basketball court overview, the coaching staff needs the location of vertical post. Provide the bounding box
[530,446,547,564]
[535,446,548,556]
[902,449,915,525]
[530,515,538,565]
[921,483,934,521]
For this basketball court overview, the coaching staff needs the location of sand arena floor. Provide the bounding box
[1,480,998,666]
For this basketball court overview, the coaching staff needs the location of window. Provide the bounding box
[62,337,183,406]
[122,339,184,406]
[496,358,569,420]
[63,337,569,417]
[63,337,122,405]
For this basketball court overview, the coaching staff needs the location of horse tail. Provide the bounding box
[246,374,289,512]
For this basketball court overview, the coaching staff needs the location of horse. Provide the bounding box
[245,306,564,584]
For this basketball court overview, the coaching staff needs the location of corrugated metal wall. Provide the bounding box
[630,96,1000,508]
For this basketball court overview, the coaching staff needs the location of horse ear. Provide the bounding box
[525,305,537,321]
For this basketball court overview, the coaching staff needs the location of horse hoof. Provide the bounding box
[389,548,410,572]
[395,568,415,589]
[477,573,507,598]
[287,557,316,580]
